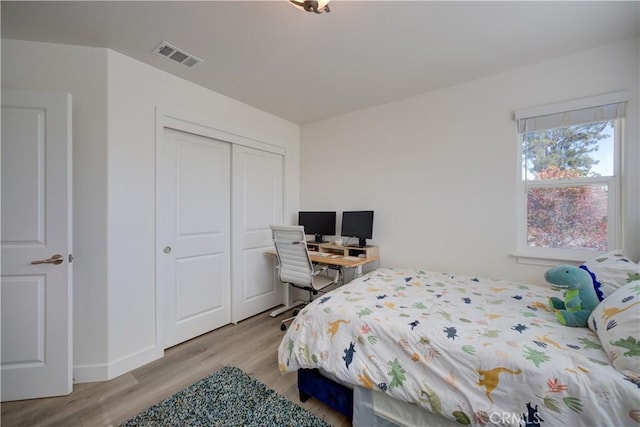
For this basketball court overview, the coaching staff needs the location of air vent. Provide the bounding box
[153,41,204,68]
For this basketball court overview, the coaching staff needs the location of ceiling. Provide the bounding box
[2,1,639,124]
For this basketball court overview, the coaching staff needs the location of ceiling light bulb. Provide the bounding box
[289,0,331,14]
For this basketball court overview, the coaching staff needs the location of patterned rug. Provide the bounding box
[120,366,330,426]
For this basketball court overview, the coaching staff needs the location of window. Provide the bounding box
[515,92,627,261]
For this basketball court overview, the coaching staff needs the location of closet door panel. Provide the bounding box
[232,146,283,323]
[158,128,231,348]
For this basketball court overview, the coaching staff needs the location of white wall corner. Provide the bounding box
[73,344,163,383]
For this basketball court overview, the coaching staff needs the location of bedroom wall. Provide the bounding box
[300,37,640,286]
[2,38,300,381]
[105,49,300,377]
[2,39,110,374]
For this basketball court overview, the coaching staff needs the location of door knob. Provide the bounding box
[31,254,64,265]
[163,246,172,254]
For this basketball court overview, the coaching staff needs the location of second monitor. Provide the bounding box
[298,211,336,243]
[341,210,374,247]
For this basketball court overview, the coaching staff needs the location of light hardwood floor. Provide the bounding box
[1,309,351,427]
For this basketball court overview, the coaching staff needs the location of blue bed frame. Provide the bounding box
[298,368,353,419]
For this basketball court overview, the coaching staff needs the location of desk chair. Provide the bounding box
[271,225,338,331]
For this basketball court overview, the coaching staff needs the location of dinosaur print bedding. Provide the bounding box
[278,268,639,426]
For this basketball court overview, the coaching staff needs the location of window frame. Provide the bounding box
[514,101,624,264]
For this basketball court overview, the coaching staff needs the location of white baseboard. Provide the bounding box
[73,362,109,383]
[73,344,163,383]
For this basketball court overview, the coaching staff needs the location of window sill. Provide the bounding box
[511,250,603,267]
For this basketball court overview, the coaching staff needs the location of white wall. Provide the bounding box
[300,37,640,286]
[2,39,300,381]
[2,40,110,373]
[105,49,299,375]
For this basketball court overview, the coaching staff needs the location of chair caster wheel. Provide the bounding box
[293,309,300,316]
[280,324,287,331]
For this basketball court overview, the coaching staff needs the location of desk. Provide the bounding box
[266,249,379,317]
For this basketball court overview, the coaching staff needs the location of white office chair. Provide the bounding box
[271,225,338,331]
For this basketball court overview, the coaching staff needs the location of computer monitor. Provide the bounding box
[341,211,374,247]
[298,211,336,243]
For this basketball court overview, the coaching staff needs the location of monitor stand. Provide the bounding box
[314,234,328,243]
[357,238,369,247]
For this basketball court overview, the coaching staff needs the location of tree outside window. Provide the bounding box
[522,121,614,252]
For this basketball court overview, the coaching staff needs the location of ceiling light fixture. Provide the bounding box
[289,0,331,14]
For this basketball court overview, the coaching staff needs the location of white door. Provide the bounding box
[158,128,231,349]
[232,145,284,323]
[1,89,73,401]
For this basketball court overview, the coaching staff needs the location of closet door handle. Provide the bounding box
[163,246,172,254]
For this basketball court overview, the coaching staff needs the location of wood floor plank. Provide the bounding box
[1,309,351,427]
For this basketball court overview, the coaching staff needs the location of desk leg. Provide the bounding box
[353,264,363,279]
[269,285,304,317]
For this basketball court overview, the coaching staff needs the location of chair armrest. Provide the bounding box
[312,265,328,276]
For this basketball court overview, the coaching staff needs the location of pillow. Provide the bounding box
[580,250,640,299]
[588,281,640,375]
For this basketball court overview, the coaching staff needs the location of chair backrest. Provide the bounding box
[271,225,313,287]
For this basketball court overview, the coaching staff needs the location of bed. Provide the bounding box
[278,265,640,426]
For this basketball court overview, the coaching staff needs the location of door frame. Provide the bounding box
[154,108,286,350]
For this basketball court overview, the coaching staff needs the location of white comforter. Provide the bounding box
[278,268,639,426]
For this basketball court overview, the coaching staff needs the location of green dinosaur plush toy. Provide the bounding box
[545,265,600,327]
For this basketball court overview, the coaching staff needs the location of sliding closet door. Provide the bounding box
[158,128,231,348]
[232,145,284,323]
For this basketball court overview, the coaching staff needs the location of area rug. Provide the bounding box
[120,366,330,426]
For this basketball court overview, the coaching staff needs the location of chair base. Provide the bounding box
[280,309,301,330]
[278,268,341,331]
